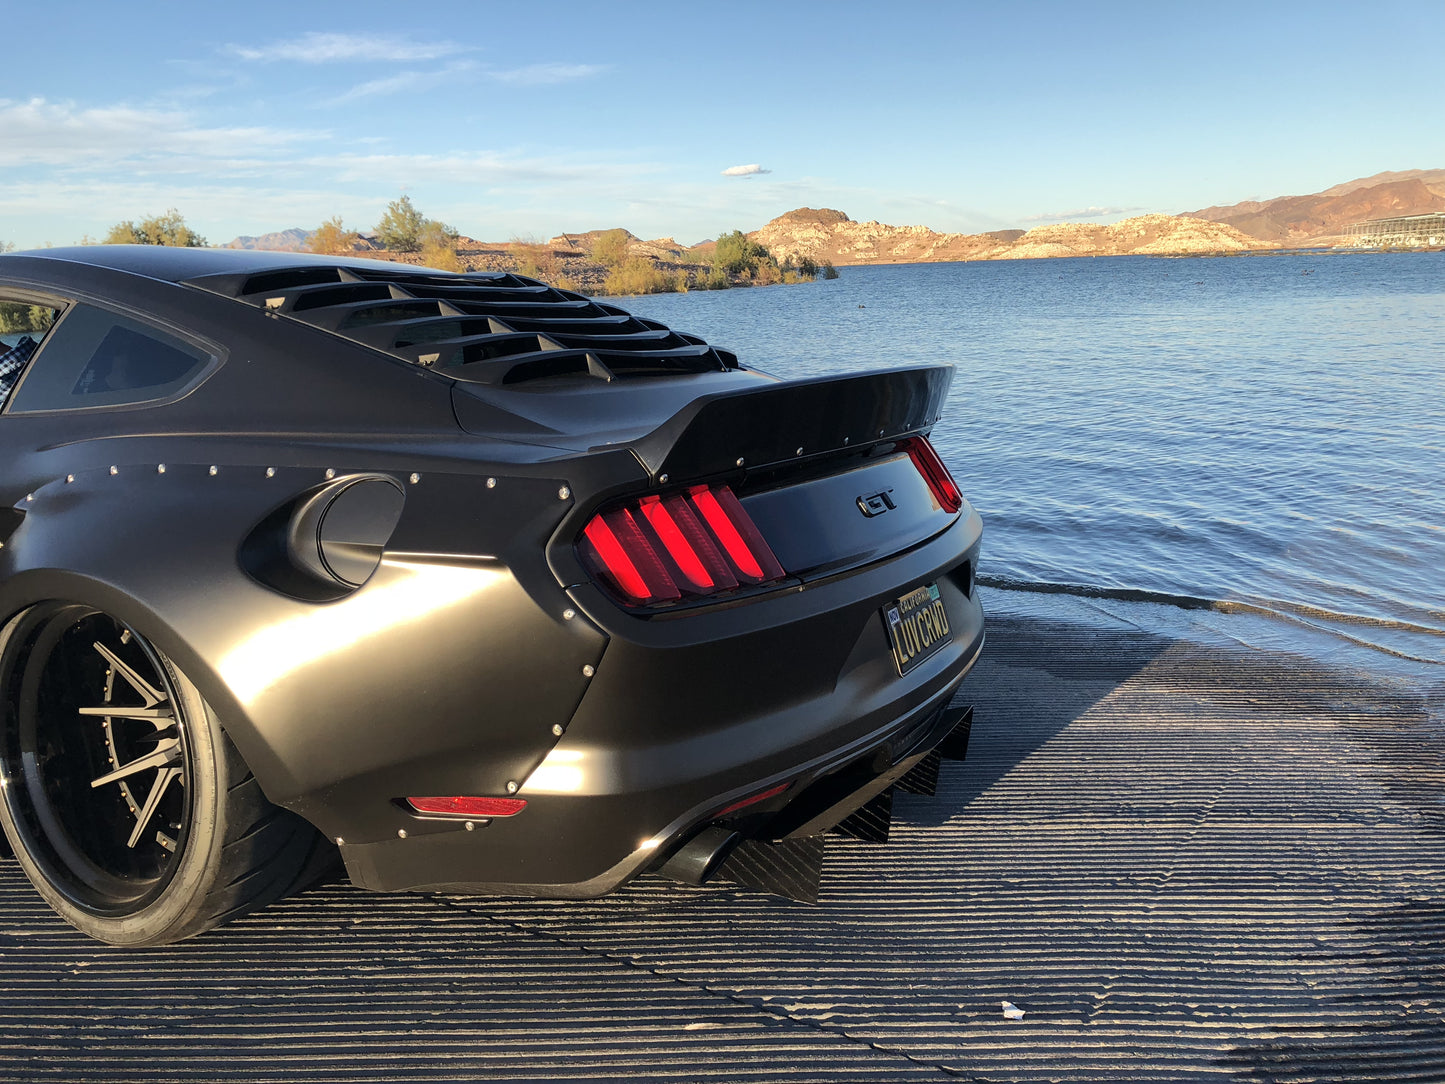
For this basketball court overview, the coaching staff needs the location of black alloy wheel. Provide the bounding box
[0,602,326,945]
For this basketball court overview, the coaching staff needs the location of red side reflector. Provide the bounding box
[407,796,527,818]
[899,436,963,513]
[715,781,792,817]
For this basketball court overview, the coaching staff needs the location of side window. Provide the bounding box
[7,304,214,413]
[0,300,61,412]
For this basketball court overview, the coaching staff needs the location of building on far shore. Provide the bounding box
[1344,213,1445,247]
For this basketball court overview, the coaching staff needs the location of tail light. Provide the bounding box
[899,436,963,513]
[579,484,786,607]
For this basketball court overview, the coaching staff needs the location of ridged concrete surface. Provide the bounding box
[3,615,1443,1082]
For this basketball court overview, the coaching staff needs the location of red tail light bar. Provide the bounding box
[579,484,786,606]
[898,436,963,514]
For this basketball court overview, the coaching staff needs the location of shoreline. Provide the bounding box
[982,584,1443,691]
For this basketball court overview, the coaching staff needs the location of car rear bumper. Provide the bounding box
[339,507,984,897]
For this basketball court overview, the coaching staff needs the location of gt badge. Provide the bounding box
[857,489,896,517]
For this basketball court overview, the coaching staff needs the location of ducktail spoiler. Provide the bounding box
[629,364,954,483]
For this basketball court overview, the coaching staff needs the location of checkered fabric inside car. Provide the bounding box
[0,335,39,409]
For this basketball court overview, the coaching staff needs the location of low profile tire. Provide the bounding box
[0,602,324,946]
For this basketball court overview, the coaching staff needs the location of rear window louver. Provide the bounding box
[186,264,738,385]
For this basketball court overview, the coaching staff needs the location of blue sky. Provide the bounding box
[1,1,1439,249]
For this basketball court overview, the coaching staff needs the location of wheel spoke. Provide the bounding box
[90,738,180,789]
[126,766,183,849]
[77,705,174,725]
[92,641,165,707]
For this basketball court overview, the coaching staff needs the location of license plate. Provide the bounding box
[884,583,952,675]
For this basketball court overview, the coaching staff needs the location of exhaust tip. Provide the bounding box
[656,826,742,886]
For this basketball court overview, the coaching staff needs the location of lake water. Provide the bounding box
[620,252,1445,680]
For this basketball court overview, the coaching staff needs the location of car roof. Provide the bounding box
[6,245,430,284]
[2,245,743,390]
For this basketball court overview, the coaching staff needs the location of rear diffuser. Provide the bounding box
[833,788,892,843]
[714,837,825,904]
[897,750,941,795]
[937,705,974,760]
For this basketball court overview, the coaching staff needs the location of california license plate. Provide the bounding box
[884,583,952,675]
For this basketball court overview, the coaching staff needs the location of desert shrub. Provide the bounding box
[375,195,425,252]
[421,240,463,272]
[821,260,840,279]
[591,229,631,267]
[306,216,359,255]
[603,258,681,296]
[713,229,773,274]
[104,209,205,247]
[512,239,562,280]
[376,195,461,258]
[419,219,463,271]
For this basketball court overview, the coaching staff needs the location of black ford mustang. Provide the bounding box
[0,246,984,946]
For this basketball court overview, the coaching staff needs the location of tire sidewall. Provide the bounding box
[0,604,231,946]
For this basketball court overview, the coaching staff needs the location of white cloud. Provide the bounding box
[324,62,477,106]
[226,32,469,64]
[1020,205,1145,223]
[484,63,606,86]
[0,98,316,170]
[317,151,656,188]
[722,163,771,177]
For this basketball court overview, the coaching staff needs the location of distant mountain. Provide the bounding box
[219,169,1443,272]
[224,228,311,251]
[748,207,1262,266]
[1185,170,1445,243]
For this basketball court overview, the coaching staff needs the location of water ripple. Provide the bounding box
[621,251,1445,668]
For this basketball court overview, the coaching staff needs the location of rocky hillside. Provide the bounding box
[1007,214,1260,258]
[749,207,1263,265]
[223,228,313,251]
[1185,169,1445,243]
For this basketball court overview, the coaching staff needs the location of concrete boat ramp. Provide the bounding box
[3,609,1443,1082]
